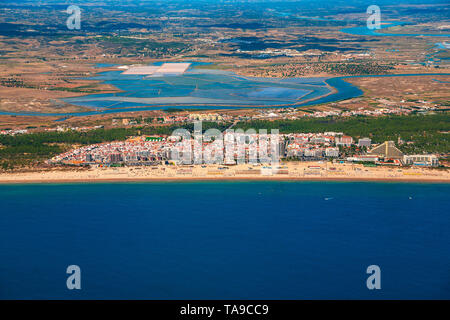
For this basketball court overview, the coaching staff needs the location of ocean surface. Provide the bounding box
[0,181,449,299]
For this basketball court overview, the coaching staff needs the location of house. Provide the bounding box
[336,135,353,146]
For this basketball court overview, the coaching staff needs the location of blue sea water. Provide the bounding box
[0,181,449,300]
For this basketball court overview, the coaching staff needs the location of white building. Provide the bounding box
[403,155,439,167]
[358,138,372,147]
[325,147,339,158]
[346,155,379,163]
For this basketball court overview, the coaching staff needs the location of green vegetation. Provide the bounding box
[48,87,103,93]
[235,113,450,154]
[319,62,394,75]
[93,36,188,58]
[254,62,394,77]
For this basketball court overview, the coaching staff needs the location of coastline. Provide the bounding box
[1,162,448,184]
[1,177,449,185]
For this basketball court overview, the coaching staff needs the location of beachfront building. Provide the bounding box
[368,141,404,159]
[109,153,122,163]
[285,133,342,160]
[50,136,175,165]
[403,155,439,167]
[346,155,379,163]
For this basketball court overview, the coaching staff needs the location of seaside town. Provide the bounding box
[1,103,446,181]
[0,128,445,183]
[1,102,447,182]
[2,0,450,304]
[48,131,440,168]
[0,2,448,183]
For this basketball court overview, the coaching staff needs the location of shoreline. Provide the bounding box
[0,177,449,185]
[0,162,449,184]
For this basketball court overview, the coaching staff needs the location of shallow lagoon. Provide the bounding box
[62,67,332,109]
[0,64,449,118]
[341,21,450,37]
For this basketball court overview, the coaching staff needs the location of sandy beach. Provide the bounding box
[0,162,449,183]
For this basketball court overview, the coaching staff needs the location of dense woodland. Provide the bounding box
[236,113,450,154]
